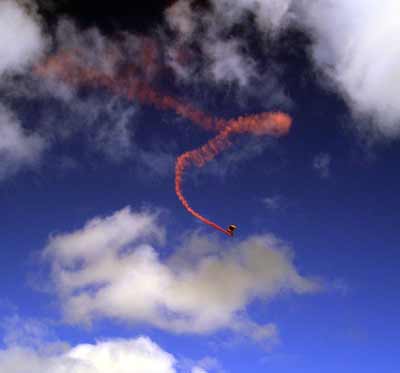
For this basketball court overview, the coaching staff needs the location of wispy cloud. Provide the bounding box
[263,195,284,210]
[164,0,291,108]
[312,152,331,178]
[0,14,143,179]
[180,356,224,373]
[0,104,46,180]
[0,0,47,180]
[166,0,400,139]
[5,0,397,185]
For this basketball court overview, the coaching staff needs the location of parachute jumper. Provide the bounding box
[227,224,238,236]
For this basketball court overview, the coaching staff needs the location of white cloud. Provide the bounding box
[212,0,293,33]
[164,0,290,107]
[263,195,283,210]
[165,0,259,86]
[179,356,223,373]
[167,0,400,137]
[312,152,331,178]
[296,0,400,138]
[3,18,180,171]
[53,18,121,78]
[0,315,213,373]
[192,357,224,373]
[44,207,165,269]
[0,1,46,180]
[0,337,176,373]
[165,0,196,40]
[36,19,138,162]
[204,38,257,87]
[0,0,47,76]
[44,207,319,341]
[1,315,53,349]
[2,0,399,183]
[0,16,141,167]
[0,104,46,179]
[225,0,400,137]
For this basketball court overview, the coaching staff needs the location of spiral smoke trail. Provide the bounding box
[36,48,292,236]
[175,112,292,236]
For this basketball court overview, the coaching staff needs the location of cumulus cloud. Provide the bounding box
[0,337,176,373]
[298,0,400,138]
[0,104,46,179]
[43,207,319,341]
[0,314,217,373]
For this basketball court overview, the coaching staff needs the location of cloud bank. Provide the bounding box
[43,207,319,342]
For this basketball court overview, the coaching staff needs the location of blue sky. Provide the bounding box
[0,1,399,372]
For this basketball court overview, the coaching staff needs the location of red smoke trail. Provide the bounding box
[175,112,292,236]
[35,50,227,132]
[35,49,292,236]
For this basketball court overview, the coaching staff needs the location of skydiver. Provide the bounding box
[226,224,237,236]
